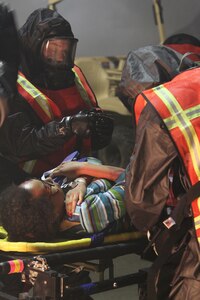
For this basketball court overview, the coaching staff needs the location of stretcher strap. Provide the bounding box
[90,232,104,246]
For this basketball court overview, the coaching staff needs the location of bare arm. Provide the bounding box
[50,161,124,181]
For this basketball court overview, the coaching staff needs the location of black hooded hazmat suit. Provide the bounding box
[0,8,113,191]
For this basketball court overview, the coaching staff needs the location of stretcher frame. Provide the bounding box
[0,232,151,300]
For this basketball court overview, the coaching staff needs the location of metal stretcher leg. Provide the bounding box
[0,238,149,299]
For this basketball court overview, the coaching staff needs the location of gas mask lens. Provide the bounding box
[41,37,78,68]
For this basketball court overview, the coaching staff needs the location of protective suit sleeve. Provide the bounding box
[0,5,19,124]
[0,112,74,162]
[0,5,19,96]
[125,104,177,231]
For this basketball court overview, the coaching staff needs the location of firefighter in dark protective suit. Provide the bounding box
[125,67,200,299]
[0,8,113,191]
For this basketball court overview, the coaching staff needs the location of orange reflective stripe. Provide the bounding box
[134,94,147,124]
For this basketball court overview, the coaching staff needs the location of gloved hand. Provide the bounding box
[89,109,114,150]
[60,110,93,137]
[60,109,113,144]
[70,110,93,137]
[0,4,19,99]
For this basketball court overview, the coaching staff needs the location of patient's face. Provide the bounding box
[20,178,64,221]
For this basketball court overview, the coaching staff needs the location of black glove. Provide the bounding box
[89,109,113,135]
[60,109,113,144]
[70,110,92,137]
[60,110,93,137]
[0,4,19,99]
[88,109,114,150]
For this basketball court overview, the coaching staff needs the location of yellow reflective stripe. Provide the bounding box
[153,85,200,179]
[193,203,200,225]
[18,74,54,120]
[164,115,176,130]
[185,104,200,120]
[195,197,200,219]
[195,224,200,230]
[194,215,200,222]
[194,222,200,230]
[165,104,200,130]
[194,215,200,229]
[22,160,37,174]
[72,68,93,108]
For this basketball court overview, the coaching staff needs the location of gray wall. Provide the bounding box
[6,0,200,56]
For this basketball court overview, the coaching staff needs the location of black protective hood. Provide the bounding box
[19,8,76,86]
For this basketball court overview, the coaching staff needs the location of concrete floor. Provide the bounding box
[90,253,152,300]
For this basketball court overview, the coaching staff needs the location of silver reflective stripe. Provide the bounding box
[18,74,54,120]
[72,68,93,108]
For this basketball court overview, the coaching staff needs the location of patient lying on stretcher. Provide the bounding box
[0,159,130,242]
